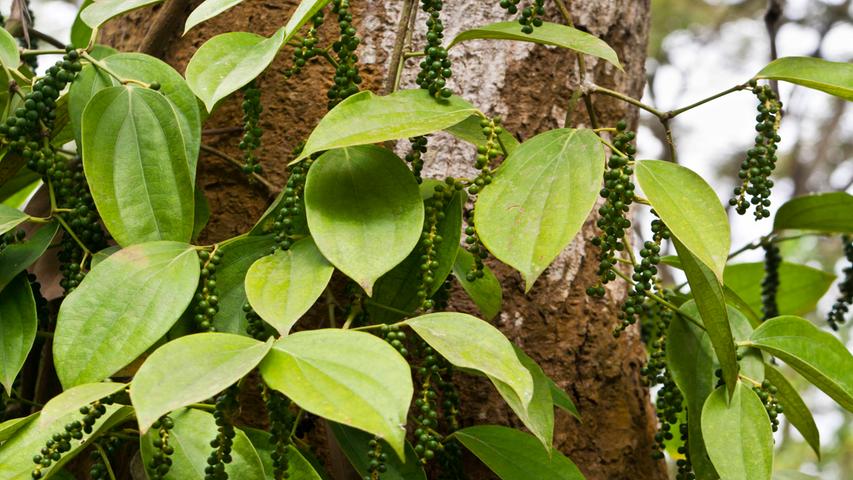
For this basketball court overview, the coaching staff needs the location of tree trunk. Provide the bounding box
[101,1,663,478]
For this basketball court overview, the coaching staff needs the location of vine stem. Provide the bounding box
[26,28,66,50]
[609,267,706,331]
[555,0,598,129]
[20,48,65,57]
[200,144,279,194]
[48,179,93,256]
[289,409,304,439]
[81,51,150,88]
[384,0,417,94]
[94,442,118,480]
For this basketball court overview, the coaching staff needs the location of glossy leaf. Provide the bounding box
[0,28,19,69]
[192,187,210,241]
[745,315,853,412]
[764,364,820,458]
[490,348,554,449]
[445,114,519,155]
[186,28,286,112]
[449,21,621,70]
[452,248,502,321]
[81,0,164,28]
[328,422,426,480]
[212,234,277,334]
[0,205,29,236]
[701,383,773,480]
[244,427,324,480]
[724,262,834,317]
[140,408,265,480]
[184,0,249,33]
[295,90,478,162]
[0,274,37,393]
[37,382,127,428]
[53,241,199,388]
[674,238,738,394]
[0,222,59,293]
[70,0,95,47]
[547,379,580,420]
[404,312,534,407]
[132,333,273,433]
[304,146,423,295]
[773,192,853,234]
[453,425,584,480]
[756,56,853,101]
[636,159,729,279]
[259,329,412,459]
[475,128,605,290]
[245,238,334,335]
[82,86,195,246]
[0,405,131,479]
[367,180,462,323]
[0,412,36,443]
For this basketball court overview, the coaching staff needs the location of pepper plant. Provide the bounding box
[0,0,852,479]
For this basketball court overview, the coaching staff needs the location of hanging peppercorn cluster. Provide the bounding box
[412,342,444,464]
[382,324,409,357]
[365,437,387,480]
[264,387,296,480]
[729,82,782,220]
[147,415,176,480]
[284,10,325,78]
[416,181,458,311]
[761,240,781,321]
[639,289,675,386]
[31,395,115,479]
[828,236,853,331]
[462,118,502,283]
[496,0,545,33]
[614,216,668,336]
[405,136,428,182]
[327,0,362,108]
[272,156,314,252]
[753,380,783,432]
[239,82,263,176]
[244,302,269,340]
[675,421,694,480]
[416,0,453,99]
[88,436,121,480]
[0,228,26,253]
[205,385,240,480]
[651,372,683,460]
[192,248,223,332]
[588,120,636,298]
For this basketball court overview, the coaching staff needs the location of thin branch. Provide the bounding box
[200,144,279,194]
[384,0,417,95]
[94,443,118,480]
[138,0,191,58]
[764,0,783,97]
[26,29,66,49]
[202,126,243,136]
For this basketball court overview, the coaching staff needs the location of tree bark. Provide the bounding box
[101,0,663,478]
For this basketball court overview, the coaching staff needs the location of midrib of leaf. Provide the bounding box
[127,92,168,239]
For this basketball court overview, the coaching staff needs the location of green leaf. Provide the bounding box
[192,187,210,241]
[773,471,820,480]
[71,54,202,180]
[90,245,121,269]
[0,222,59,293]
[0,205,27,237]
[82,86,195,246]
[724,262,835,317]
[184,0,249,33]
[452,248,502,321]
[635,159,729,279]
[745,315,853,412]
[490,348,554,449]
[212,234,277,334]
[674,238,738,395]
[53,241,199,388]
[701,383,773,480]
[0,166,40,207]
[132,333,272,433]
[186,28,286,112]
[449,20,621,70]
[70,0,95,48]
[0,274,36,393]
[773,192,853,234]
[140,408,265,480]
[475,128,605,290]
[304,146,423,295]
[245,238,334,335]
[546,379,579,420]
[445,114,519,155]
[764,364,820,458]
[259,329,412,459]
[295,89,478,162]
[37,382,127,428]
[367,180,462,323]
[666,306,717,480]
[0,28,19,69]
[0,412,36,443]
[404,312,534,407]
[244,427,324,480]
[0,405,132,479]
[755,56,853,101]
[452,425,584,480]
[328,422,426,480]
[81,0,164,28]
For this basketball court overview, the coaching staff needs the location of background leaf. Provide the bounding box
[212,234,277,334]
[0,28,19,69]
[445,115,520,155]
[37,382,127,428]
[53,241,199,388]
[489,348,554,449]
[547,379,580,420]
[0,274,37,393]
[755,56,853,101]
[304,146,423,295]
[449,21,622,70]
[245,237,334,335]
[81,0,164,28]
[764,364,820,458]
[132,333,272,433]
[452,248,502,321]
[0,204,29,236]
[701,383,774,480]
[724,262,835,317]
[244,427,324,480]
[0,222,59,293]
[82,86,195,246]
[475,128,604,290]
[772,192,853,233]
[259,329,412,459]
[328,422,426,480]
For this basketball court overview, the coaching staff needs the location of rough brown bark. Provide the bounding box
[101,1,663,478]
